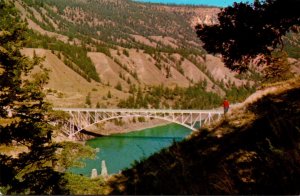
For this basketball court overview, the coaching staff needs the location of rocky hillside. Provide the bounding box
[107,76,300,194]
[21,48,126,108]
[12,0,262,108]
[13,0,299,109]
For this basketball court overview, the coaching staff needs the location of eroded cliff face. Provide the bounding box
[191,13,219,27]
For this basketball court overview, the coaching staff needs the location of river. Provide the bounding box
[70,123,191,176]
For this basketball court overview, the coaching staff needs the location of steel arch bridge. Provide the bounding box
[53,108,223,139]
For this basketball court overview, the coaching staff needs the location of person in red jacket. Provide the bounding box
[223,98,230,114]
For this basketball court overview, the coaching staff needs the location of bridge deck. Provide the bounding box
[53,108,223,114]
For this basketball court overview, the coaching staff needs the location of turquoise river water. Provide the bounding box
[70,123,191,176]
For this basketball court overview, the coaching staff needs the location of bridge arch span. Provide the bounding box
[71,114,198,136]
[54,108,223,139]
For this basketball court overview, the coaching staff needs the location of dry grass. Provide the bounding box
[229,76,300,114]
[21,47,230,108]
[21,48,128,108]
[209,76,300,138]
[0,145,29,158]
[106,77,300,195]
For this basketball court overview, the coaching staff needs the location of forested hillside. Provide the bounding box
[20,0,217,46]
[1,0,300,194]
[13,0,300,109]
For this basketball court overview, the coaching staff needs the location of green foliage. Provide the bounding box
[283,32,300,59]
[26,8,55,32]
[107,90,112,98]
[175,62,184,75]
[0,2,68,194]
[234,70,262,82]
[138,117,146,123]
[85,93,92,107]
[110,84,300,195]
[123,49,130,57]
[96,45,111,57]
[118,82,223,109]
[115,82,123,91]
[64,173,105,195]
[96,102,101,108]
[25,30,100,82]
[56,142,96,171]
[21,0,205,56]
[114,119,125,126]
[132,117,136,123]
[225,84,256,103]
[196,0,300,72]
[263,51,294,83]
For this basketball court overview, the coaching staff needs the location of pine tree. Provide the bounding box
[196,0,300,72]
[107,90,112,98]
[0,2,68,194]
[96,102,101,108]
[85,93,92,107]
[115,81,123,91]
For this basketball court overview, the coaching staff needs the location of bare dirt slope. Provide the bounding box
[109,49,192,87]
[21,48,128,108]
[149,36,178,48]
[88,52,137,89]
[205,54,246,86]
[21,47,232,108]
[15,0,255,108]
[14,1,74,44]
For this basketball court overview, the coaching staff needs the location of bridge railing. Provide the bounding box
[53,108,223,114]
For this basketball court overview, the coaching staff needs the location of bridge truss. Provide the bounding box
[53,108,223,139]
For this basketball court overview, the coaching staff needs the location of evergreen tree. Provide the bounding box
[0,1,68,194]
[96,102,101,108]
[107,90,112,98]
[115,82,123,91]
[196,0,300,72]
[85,93,92,107]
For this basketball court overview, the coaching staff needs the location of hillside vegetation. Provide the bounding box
[13,0,263,109]
[12,0,300,110]
[107,77,300,194]
[1,0,300,194]
[13,0,299,140]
